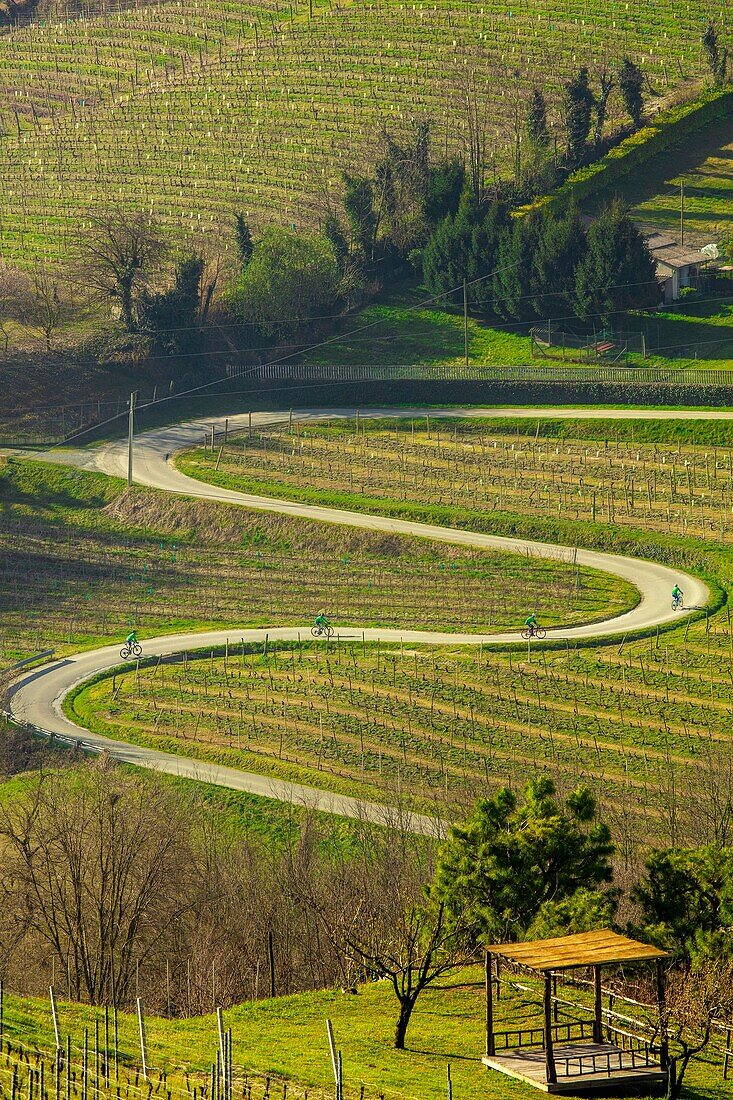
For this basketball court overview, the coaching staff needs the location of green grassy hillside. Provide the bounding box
[0,0,727,262]
[2,967,731,1100]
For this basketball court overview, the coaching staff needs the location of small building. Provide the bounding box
[646,232,709,303]
[483,929,669,1094]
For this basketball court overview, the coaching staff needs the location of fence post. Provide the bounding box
[217,1007,226,1078]
[50,987,61,1051]
[137,998,148,1081]
[326,1020,339,1100]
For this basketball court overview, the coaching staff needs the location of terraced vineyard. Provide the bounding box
[0,0,726,262]
[70,615,733,847]
[180,416,733,544]
[0,459,628,669]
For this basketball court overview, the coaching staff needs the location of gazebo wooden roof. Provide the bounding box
[486,929,668,973]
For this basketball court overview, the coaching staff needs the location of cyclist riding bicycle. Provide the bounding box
[672,584,683,606]
[524,612,539,636]
[314,610,330,630]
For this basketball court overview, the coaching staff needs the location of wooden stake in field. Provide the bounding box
[136,999,148,1081]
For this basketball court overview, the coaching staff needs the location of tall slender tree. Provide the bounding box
[562,67,594,164]
[702,22,728,87]
[618,58,644,126]
[526,88,550,147]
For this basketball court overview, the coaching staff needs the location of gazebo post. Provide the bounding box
[656,959,669,1071]
[485,952,495,1057]
[544,973,557,1085]
[593,965,603,1043]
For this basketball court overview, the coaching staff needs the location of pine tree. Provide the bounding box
[574,204,659,324]
[422,187,507,315]
[618,59,644,127]
[234,214,253,267]
[562,67,594,164]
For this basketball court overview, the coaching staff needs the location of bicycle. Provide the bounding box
[671,594,684,611]
[311,622,334,639]
[120,641,143,659]
[521,625,547,641]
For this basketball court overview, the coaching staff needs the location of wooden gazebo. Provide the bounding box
[483,930,669,1094]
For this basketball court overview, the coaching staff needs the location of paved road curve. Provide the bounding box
[7,406,711,826]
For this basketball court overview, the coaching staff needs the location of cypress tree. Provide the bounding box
[702,22,728,86]
[618,59,644,127]
[235,214,253,267]
[323,214,349,271]
[141,255,203,356]
[562,67,594,164]
[526,89,550,147]
[343,174,378,260]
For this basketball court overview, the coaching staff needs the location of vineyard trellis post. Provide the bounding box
[136,998,148,1081]
[50,987,61,1051]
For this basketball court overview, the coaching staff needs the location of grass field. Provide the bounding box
[586,111,733,249]
[2,965,732,1100]
[292,287,733,369]
[0,0,726,262]
[0,457,627,670]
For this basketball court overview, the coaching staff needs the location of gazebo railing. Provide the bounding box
[604,1022,654,1057]
[557,1046,657,1078]
[493,1019,595,1051]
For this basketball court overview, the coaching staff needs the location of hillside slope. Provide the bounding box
[0,0,727,263]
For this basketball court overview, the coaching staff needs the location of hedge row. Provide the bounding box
[520,85,733,218]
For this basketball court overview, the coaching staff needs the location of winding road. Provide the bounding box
[5,406,712,829]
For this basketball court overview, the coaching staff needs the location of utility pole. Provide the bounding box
[680,183,685,246]
[463,280,469,367]
[127,392,136,487]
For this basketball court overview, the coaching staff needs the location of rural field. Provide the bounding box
[32,413,723,842]
[0,0,726,262]
[4,408,733,1100]
[1,963,733,1100]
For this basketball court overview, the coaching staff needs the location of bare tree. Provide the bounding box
[452,64,489,198]
[646,961,733,1100]
[0,262,31,353]
[20,271,72,351]
[0,762,196,1004]
[78,212,166,332]
[303,812,471,1049]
